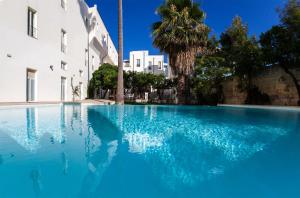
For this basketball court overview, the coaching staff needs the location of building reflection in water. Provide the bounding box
[26,108,38,141]
[0,106,70,152]
[79,107,121,197]
[61,152,68,175]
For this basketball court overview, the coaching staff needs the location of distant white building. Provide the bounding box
[123,51,170,77]
[0,0,117,103]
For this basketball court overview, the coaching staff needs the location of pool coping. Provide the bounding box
[0,99,115,108]
[218,104,300,111]
[0,101,299,111]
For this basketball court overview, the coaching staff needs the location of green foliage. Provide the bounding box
[152,0,208,54]
[123,71,177,100]
[152,74,166,90]
[124,71,175,95]
[260,0,300,105]
[132,73,154,94]
[88,63,118,97]
[152,0,210,103]
[220,16,262,91]
[192,55,230,104]
[261,0,300,68]
[260,26,292,66]
[279,0,300,32]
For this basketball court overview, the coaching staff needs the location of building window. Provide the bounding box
[61,29,67,53]
[92,56,95,71]
[79,70,83,77]
[158,61,162,69]
[27,8,38,39]
[96,22,99,31]
[61,61,67,70]
[61,0,67,10]
[136,59,141,67]
[124,60,130,67]
[85,49,88,66]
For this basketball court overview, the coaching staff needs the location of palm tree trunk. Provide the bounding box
[177,74,187,104]
[116,0,124,104]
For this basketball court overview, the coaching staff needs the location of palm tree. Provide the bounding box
[152,0,209,104]
[116,0,124,104]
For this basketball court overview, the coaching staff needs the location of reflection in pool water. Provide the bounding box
[0,104,299,198]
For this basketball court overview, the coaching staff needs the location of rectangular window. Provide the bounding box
[85,49,88,66]
[92,56,95,71]
[79,70,83,77]
[158,61,162,69]
[61,61,67,70]
[61,77,67,101]
[61,0,67,10]
[137,59,141,67]
[27,8,38,39]
[61,29,67,53]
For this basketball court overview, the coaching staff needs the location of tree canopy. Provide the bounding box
[260,0,300,105]
[220,16,262,91]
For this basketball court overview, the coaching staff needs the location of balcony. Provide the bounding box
[28,26,38,39]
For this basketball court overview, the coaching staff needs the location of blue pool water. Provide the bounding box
[0,104,299,198]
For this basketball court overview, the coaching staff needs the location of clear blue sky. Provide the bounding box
[85,0,286,59]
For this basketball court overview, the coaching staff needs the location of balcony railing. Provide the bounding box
[61,43,67,53]
[28,26,38,39]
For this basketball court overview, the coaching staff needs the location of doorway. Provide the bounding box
[61,77,67,101]
[27,69,36,102]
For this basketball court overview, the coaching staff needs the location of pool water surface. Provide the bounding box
[0,104,299,198]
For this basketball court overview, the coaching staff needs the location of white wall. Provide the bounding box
[124,50,166,75]
[88,5,118,66]
[124,51,148,73]
[146,55,164,73]
[0,0,117,102]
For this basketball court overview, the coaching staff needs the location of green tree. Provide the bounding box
[152,0,210,104]
[88,63,118,98]
[192,55,230,105]
[220,16,263,103]
[152,74,167,100]
[260,0,300,105]
[124,71,134,93]
[132,73,154,98]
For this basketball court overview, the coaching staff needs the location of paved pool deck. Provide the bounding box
[0,99,115,107]
[219,104,300,111]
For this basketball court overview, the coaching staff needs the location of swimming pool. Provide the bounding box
[0,104,299,198]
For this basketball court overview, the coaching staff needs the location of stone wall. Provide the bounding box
[222,66,300,106]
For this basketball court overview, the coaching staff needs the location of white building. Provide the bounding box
[0,0,117,103]
[123,51,169,77]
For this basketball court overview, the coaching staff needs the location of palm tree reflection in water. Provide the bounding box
[30,169,42,198]
[79,107,122,197]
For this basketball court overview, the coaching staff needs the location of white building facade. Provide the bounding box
[0,0,117,103]
[123,51,169,77]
